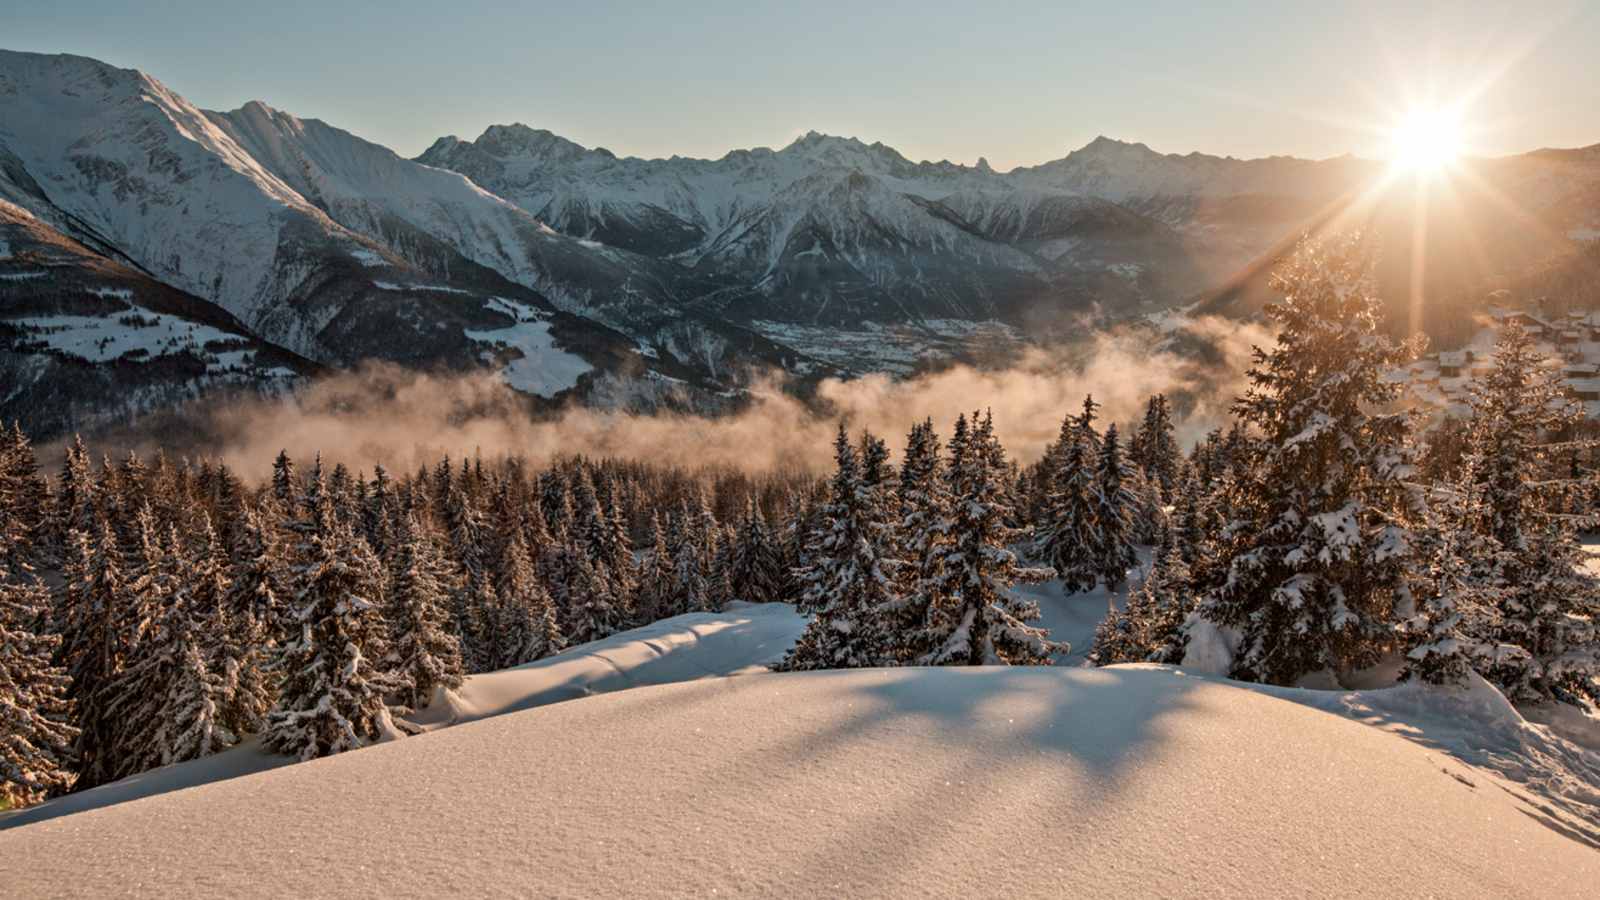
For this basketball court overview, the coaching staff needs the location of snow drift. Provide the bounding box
[2,665,1595,898]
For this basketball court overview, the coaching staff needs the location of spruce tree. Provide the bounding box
[1091,423,1139,591]
[263,484,401,761]
[1131,545,1194,664]
[1133,394,1180,500]
[923,413,1059,666]
[0,568,77,806]
[637,511,675,621]
[885,419,952,663]
[1087,599,1140,666]
[1034,403,1100,594]
[218,505,283,734]
[730,498,786,603]
[1197,235,1421,686]
[384,512,465,711]
[781,426,903,670]
[566,555,625,645]
[54,522,127,789]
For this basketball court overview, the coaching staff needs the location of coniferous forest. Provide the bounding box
[3,236,1600,809]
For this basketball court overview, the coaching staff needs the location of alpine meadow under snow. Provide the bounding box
[5,26,1600,898]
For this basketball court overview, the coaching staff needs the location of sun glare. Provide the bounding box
[1390,108,1464,174]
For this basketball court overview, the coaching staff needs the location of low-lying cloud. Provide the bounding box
[119,315,1273,479]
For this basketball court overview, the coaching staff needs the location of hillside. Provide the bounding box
[2,663,1596,898]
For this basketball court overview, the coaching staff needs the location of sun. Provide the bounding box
[1390,108,1464,174]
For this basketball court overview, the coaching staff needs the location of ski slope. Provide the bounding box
[3,665,1596,898]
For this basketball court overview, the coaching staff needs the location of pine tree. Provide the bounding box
[566,555,625,645]
[442,479,494,670]
[884,419,952,663]
[637,511,675,621]
[53,522,127,789]
[0,424,48,574]
[1197,235,1421,686]
[263,483,401,761]
[1091,423,1139,591]
[48,436,96,563]
[729,498,786,604]
[669,512,708,617]
[1133,394,1181,500]
[103,582,236,778]
[1087,599,1140,666]
[488,529,559,669]
[1034,403,1101,594]
[781,426,904,670]
[1132,545,1195,664]
[1400,489,1494,686]
[218,505,283,734]
[0,568,77,806]
[923,413,1059,666]
[384,513,465,711]
[270,450,296,509]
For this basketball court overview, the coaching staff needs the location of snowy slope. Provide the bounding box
[0,197,316,436]
[204,101,688,332]
[0,602,806,831]
[0,50,735,413]
[3,665,1597,898]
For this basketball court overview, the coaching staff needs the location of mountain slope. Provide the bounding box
[2,665,1595,898]
[417,127,1210,326]
[0,197,318,436]
[0,51,801,423]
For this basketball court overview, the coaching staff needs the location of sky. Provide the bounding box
[7,1,1599,170]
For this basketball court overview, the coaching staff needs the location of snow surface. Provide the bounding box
[10,313,241,365]
[464,297,593,396]
[0,602,804,831]
[3,665,1596,898]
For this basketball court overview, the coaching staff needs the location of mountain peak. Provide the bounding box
[471,123,598,162]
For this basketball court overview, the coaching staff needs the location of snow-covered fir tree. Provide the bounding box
[1091,423,1139,591]
[884,418,952,663]
[488,529,560,670]
[922,413,1059,666]
[263,484,402,761]
[729,499,786,603]
[0,564,78,806]
[218,505,282,734]
[1197,234,1421,686]
[1418,320,1600,702]
[1087,599,1140,666]
[781,426,904,670]
[636,511,675,621]
[566,554,627,645]
[1132,393,1181,500]
[384,512,465,712]
[1033,402,1101,594]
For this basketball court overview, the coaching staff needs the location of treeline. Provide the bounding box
[0,438,816,805]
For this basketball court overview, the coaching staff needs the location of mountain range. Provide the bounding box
[3,48,1598,439]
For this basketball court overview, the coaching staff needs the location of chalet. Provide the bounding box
[1437,350,1467,377]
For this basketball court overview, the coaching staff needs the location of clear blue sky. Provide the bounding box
[8,1,1598,168]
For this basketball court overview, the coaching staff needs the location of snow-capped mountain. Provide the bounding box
[5,46,1600,439]
[0,197,317,437]
[417,126,1217,333]
[0,50,835,436]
